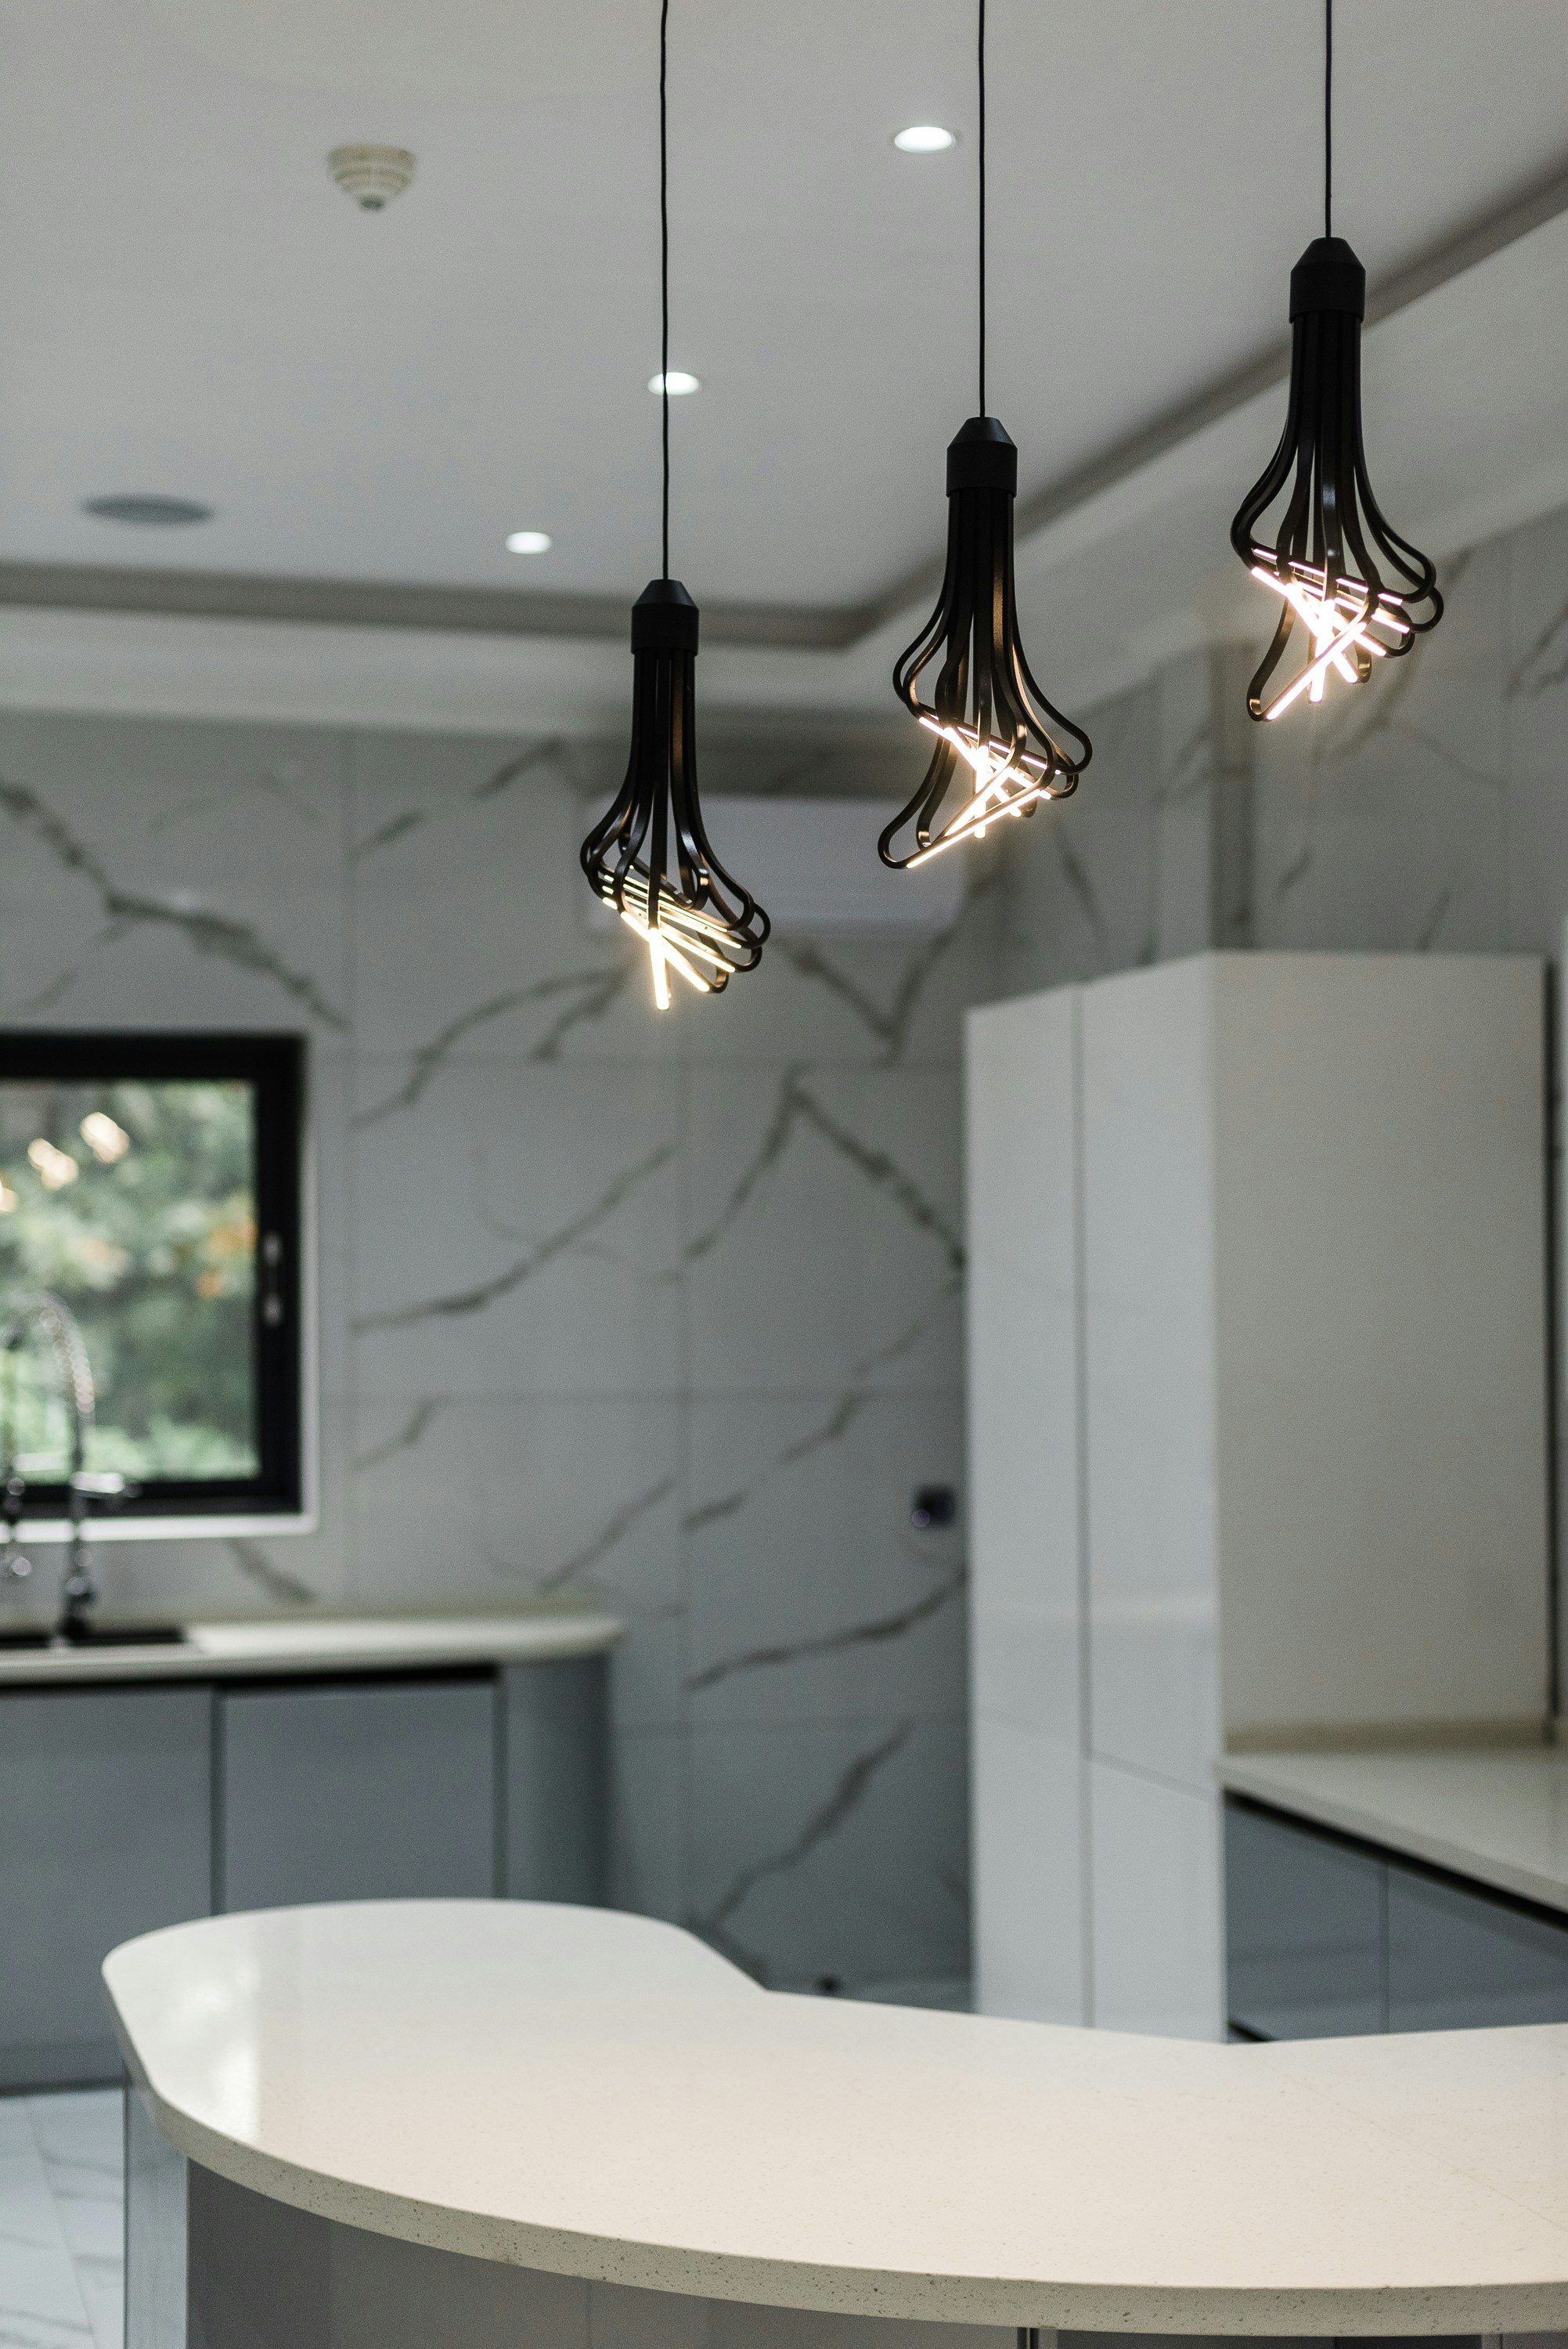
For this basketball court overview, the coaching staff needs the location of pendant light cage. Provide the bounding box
[1229,2,1442,722]
[883,420,1090,868]
[581,582,768,1008]
[579,0,769,1006]
[883,0,1090,870]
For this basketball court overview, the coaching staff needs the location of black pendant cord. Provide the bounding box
[1324,0,1333,241]
[660,0,670,581]
[882,0,1091,868]
[578,0,768,1003]
[977,0,986,417]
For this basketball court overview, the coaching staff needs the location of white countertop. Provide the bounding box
[1219,1743,1568,1914]
[104,1900,1568,2336]
[0,1608,622,1683]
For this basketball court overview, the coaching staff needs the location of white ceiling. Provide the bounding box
[0,0,1563,732]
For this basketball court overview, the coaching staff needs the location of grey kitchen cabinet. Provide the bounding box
[1225,1796,1568,2039]
[502,1659,607,1905]
[218,1673,496,1911]
[1386,1865,1568,2030]
[0,1685,211,2089]
[1224,1799,1384,2039]
[0,1651,609,2085]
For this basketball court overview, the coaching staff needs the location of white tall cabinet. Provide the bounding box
[967,953,1551,2037]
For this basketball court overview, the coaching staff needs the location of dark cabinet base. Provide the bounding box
[0,1654,608,2089]
[1225,1794,1568,2040]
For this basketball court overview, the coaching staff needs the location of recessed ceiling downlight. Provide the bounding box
[82,495,214,526]
[893,124,956,153]
[506,529,552,554]
[648,371,700,396]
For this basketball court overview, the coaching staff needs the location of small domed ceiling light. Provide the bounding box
[581,1,767,1012]
[505,529,552,554]
[327,146,416,211]
[883,0,1090,871]
[1230,1,1441,722]
[648,370,700,395]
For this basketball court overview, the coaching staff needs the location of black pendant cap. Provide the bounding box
[946,416,1018,496]
[1289,236,1366,322]
[630,576,700,655]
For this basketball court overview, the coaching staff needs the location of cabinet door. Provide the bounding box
[218,1674,496,1912]
[0,1686,211,2087]
[1386,1863,1568,2031]
[1224,1801,1384,2040]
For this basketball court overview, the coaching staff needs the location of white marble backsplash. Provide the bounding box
[0,713,987,1992]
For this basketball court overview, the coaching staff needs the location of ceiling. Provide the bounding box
[0,0,1564,732]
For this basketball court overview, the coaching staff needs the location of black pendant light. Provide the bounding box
[882,0,1090,871]
[580,2,768,1009]
[1230,0,1442,723]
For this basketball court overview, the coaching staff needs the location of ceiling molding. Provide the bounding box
[0,561,874,651]
[0,157,1562,663]
[860,154,1568,637]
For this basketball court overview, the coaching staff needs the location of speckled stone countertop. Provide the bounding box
[0,1607,622,1683]
[1219,1742,1568,1914]
[105,1900,1568,2335]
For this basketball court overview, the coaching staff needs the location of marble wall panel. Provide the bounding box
[351,1057,684,1401]
[683,1065,964,1398]
[350,1391,686,1730]
[686,1712,969,1989]
[1253,535,1510,954]
[679,875,1006,1073]
[607,1725,687,1923]
[348,729,660,1068]
[686,1389,967,1733]
[0,712,349,1036]
[999,679,1162,999]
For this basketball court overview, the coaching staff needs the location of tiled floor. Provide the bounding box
[0,2091,122,2349]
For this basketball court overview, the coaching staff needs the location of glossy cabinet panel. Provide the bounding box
[1386,1866,1568,2031]
[1225,1801,1383,2039]
[502,1658,607,1904]
[218,1674,497,1910]
[1227,1797,1568,2040]
[0,1685,211,2087]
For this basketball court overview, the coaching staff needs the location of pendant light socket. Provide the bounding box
[327,146,416,211]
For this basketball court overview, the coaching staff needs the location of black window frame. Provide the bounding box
[0,1029,306,1521]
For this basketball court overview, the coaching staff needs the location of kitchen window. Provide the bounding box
[0,1031,308,1532]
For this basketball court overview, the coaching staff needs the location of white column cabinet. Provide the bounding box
[968,952,1551,2036]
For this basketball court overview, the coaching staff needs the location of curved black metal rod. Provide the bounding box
[885,420,1090,871]
[1231,236,1442,723]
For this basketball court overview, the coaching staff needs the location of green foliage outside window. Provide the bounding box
[0,1080,258,1481]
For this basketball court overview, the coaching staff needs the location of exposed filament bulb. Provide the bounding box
[1248,558,1415,723]
[904,719,1063,868]
[595,868,744,1012]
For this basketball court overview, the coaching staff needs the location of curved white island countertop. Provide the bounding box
[104,1901,1568,2337]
